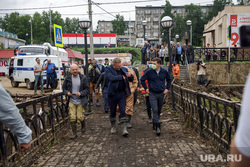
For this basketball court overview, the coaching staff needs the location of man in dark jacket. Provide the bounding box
[187,42,194,63]
[88,64,101,106]
[63,64,90,139]
[140,58,171,136]
[105,58,134,136]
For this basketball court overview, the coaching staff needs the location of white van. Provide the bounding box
[17,43,69,65]
[7,54,63,90]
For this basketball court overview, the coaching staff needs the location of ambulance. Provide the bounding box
[7,54,63,90]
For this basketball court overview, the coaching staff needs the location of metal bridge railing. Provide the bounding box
[0,92,69,167]
[172,84,241,153]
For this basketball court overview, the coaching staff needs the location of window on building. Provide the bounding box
[153,17,159,22]
[145,9,151,14]
[146,32,151,37]
[138,33,143,37]
[137,10,143,14]
[153,25,159,29]
[101,23,104,27]
[101,29,104,32]
[107,29,110,32]
[153,32,158,37]
[177,9,182,13]
[153,9,159,14]
[138,25,143,29]
[146,17,151,21]
[137,17,142,21]
[161,9,164,14]
[107,23,110,26]
[146,25,151,29]
[201,9,207,13]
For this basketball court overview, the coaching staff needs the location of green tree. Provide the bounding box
[207,0,232,21]
[160,0,174,44]
[171,14,185,42]
[184,4,208,46]
[111,14,126,35]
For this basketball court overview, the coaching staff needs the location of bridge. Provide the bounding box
[1,82,239,167]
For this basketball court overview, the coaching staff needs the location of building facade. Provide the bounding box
[203,5,250,47]
[0,31,26,49]
[135,5,212,43]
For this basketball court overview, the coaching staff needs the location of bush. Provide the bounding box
[72,47,141,63]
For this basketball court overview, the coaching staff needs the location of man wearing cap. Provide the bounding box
[103,58,111,67]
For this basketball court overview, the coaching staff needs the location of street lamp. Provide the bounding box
[161,16,175,111]
[75,32,78,47]
[175,34,179,43]
[186,20,192,45]
[78,17,92,115]
[29,19,33,44]
[142,20,147,41]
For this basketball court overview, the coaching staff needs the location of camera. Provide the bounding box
[197,60,202,65]
[92,64,97,69]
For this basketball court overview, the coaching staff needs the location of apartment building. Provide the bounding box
[98,21,135,35]
[135,5,212,41]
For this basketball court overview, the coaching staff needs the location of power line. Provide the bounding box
[92,1,116,18]
[0,0,162,11]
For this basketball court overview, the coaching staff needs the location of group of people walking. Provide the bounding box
[62,57,171,138]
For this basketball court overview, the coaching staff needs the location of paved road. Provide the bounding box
[31,96,229,167]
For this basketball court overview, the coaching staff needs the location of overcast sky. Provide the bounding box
[0,0,238,30]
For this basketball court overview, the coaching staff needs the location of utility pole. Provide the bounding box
[50,3,52,45]
[88,0,94,59]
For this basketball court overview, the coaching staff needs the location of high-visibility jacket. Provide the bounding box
[172,64,180,78]
[103,62,111,67]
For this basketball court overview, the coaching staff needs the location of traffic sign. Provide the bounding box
[54,24,64,47]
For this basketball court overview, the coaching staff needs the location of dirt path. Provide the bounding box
[31,94,229,167]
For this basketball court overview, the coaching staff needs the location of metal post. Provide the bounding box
[50,3,52,45]
[84,30,92,114]
[57,47,62,91]
[166,28,175,111]
[143,25,146,41]
[76,33,77,47]
[190,25,192,45]
[88,0,94,59]
[30,19,33,44]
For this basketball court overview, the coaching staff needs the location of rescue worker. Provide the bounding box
[103,58,111,67]
[117,60,138,128]
[62,64,90,139]
[172,61,180,79]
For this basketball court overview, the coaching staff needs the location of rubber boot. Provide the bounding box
[156,123,161,136]
[90,99,93,106]
[96,99,100,107]
[81,120,86,134]
[70,122,77,139]
[120,117,129,136]
[127,115,132,128]
[110,117,116,134]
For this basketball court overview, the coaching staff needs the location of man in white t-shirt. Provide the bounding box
[33,58,44,94]
[230,74,250,166]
